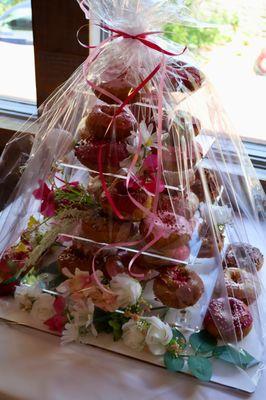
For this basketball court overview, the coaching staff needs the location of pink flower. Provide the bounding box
[143,154,158,173]
[141,176,165,195]
[57,269,118,313]
[57,269,93,296]
[79,286,118,312]
[33,180,56,217]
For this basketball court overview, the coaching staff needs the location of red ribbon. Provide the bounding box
[99,24,187,57]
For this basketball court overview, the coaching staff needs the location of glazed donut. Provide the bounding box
[163,169,195,189]
[166,60,205,92]
[197,222,224,258]
[82,104,136,141]
[87,174,115,203]
[81,210,136,244]
[224,267,260,304]
[170,110,201,137]
[158,190,199,219]
[104,250,153,281]
[75,138,129,173]
[191,169,220,203]
[162,142,203,172]
[93,68,142,104]
[100,178,153,221]
[223,243,264,272]
[138,244,191,270]
[153,265,204,309]
[58,246,93,274]
[204,297,253,340]
[139,211,195,250]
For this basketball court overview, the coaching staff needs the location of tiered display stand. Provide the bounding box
[1,119,264,393]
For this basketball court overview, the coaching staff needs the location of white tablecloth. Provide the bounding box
[0,322,265,400]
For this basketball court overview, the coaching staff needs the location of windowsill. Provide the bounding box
[0,98,37,119]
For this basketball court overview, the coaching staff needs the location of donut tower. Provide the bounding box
[59,59,225,319]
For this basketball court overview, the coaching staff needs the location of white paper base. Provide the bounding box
[0,299,264,394]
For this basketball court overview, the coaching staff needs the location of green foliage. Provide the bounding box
[188,355,212,381]
[164,1,239,50]
[165,23,234,50]
[164,328,258,382]
[213,345,259,369]
[164,352,185,372]
[0,0,22,17]
[189,330,217,354]
[93,308,129,342]
[171,328,186,350]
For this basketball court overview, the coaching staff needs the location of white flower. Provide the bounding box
[145,316,173,355]
[61,322,80,345]
[120,121,168,170]
[14,284,42,311]
[122,319,146,351]
[71,298,96,330]
[110,273,142,308]
[30,293,55,323]
[200,204,232,226]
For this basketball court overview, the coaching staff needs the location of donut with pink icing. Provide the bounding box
[204,297,253,340]
[140,211,195,250]
[153,265,204,308]
[158,190,199,218]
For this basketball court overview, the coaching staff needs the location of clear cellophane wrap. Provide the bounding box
[0,0,265,372]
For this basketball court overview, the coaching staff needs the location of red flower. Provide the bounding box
[44,315,68,334]
[33,180,56,217]
[53,296,66,315]
[44,296,67,334]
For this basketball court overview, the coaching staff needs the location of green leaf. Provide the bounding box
[189,330,217,354]
[213,345,259,369]
[164,352,185,372]
[171,328,186,350]
[93,308,113,334]
[109,319,123,341]
[188,355,212,382]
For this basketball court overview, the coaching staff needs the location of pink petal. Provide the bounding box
[40,192,56,217]
[143,154,158,173]
[33,180,51,200]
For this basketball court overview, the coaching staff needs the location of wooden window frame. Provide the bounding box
[0,0,89,151]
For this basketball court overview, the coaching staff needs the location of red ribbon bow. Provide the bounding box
[99,24,186,57]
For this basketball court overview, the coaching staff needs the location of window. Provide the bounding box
[166,0,266,145]
[0,0,36,109]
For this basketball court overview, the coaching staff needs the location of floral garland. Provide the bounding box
[14,269,258,382]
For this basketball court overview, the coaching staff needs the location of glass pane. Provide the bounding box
[166,0,266,143]
[0,0,36,104]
